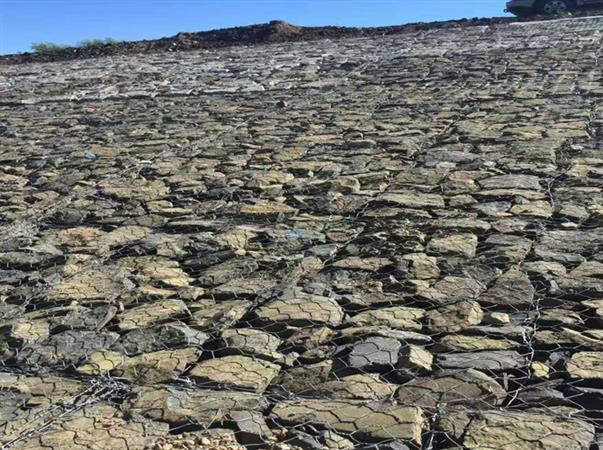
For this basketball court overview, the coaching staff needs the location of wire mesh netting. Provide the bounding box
[0,13,602,450]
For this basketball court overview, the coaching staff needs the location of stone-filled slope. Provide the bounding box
[2,14,600,65]
[0,15,602,450]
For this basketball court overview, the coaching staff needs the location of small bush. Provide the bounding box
[78,38,121,48]
[30,42,70,53]
[30,38,121,54]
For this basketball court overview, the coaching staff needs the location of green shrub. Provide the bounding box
[30,42,70,53]
[78,38,121,48]
[30,38,121,54]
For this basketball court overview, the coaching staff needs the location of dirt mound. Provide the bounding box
[1,20,330,64]
[1,11,602,65]
[175,20,303,47]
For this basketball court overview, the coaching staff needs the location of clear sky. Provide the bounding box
[0,0,511,55]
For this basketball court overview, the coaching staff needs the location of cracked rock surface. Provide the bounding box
[1,15,603,450]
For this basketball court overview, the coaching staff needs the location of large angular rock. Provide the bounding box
[126,386,266,425]
[256,292,344,326]
[510,200,553,217]
[9,403,168,450]
[332,256,393,271]
[476,188,545,200]
[212,276,276,297]
[438,350,528,370]
[480,234,532,265]
[555,276,603,294]
[0,319,50,347]
[426,300,483,332]
[343,336,401,372]
[56,226,105,248]
[0,251,64,270]
[230,410,274,445]
[197,257,259,287]
[397,369,506,408]
[239,200,297,215]
[97,226,151,250]
[0,373,84,406]
[117,299,189,331]
[317,373,397,400]
[397,345,433,374]
[190,299,251,330]
[272,400,426,443]
[478,267,534,307]
[111,322,209,356]
[220,328,282,360]
[271,360,333,396]
[46,269,132,302]
[321,430,356,449]
[19,330,120,366]
[189,355,281,392]
[536,229,603,256]
[379,191,445,209]
[566,352,603,379]
[50,305,117,331]
[534,328,603,351]
[338,327,433,345]
[418,276,486,304]
[76,351,126,375]
[119,256,192,288]
[339,291,408,308]
[98,179,169,201]
[439,334,517,351]
[398,253,440,279]
[468,324,531,339]
[111,348,199,383]
[479,174,542,190]
[583,298,603,318]
[570,261,603,279]
[432,217,491,232]
[439,410,595,450]
[427,233,478,258]
[346,306,425,330]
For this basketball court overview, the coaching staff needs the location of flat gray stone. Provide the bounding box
[438,350,528,370]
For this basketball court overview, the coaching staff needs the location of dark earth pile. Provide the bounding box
[1,10,602,64]
[0,13,602,450]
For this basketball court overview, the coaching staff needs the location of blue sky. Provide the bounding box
[0,0,511,55]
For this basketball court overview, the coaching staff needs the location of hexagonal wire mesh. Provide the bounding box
[0,13,603,450]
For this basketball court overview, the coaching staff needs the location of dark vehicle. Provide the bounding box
[506,0,603,15]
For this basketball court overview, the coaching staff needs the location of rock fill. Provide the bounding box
[1,14,603,450]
